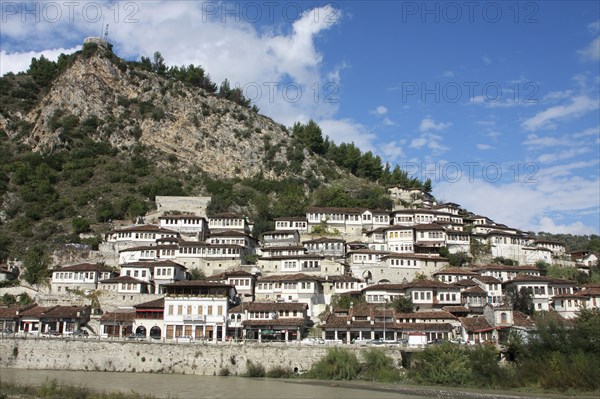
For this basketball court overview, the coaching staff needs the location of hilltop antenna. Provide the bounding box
[103,24,109,42]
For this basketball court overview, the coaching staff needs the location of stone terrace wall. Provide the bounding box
[0,338,403,376]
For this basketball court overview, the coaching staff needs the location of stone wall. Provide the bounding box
[0,338,403,376]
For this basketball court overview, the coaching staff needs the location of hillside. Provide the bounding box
[0,41,420,259]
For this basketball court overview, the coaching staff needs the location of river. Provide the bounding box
[3,369,595,399]
[0,368,425,399]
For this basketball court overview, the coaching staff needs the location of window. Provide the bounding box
[168,305,174,315]
[208,306,213,315]
[177,305,183,315]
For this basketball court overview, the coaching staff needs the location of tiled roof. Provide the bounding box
[443,306,470,313]
[119,245,177,253]
[0,304,36,319]
[473,264,539,272]
[207,270,255,280]
[43,306,89,318]
[504,275,576,285]
[258,254,324,261]
[121,260,186,269]
[395,311,456,320]
[473,276,502,284]
[209,212,244,219]
[462,286,487,295]
[363,283,408,292]
[100,276,148,284]
[112,225,178,234]
[323,275,361,283]
[405,280,454,289]
[273,216,307,221]
[209,230,254,238]
[381,254,448,261]
[242,319,306,327]
[433,268,477,276]
[19,306,57,317]
[258,273,323,282]
[19,305,88,319]
[413,224,445,231]
[306,206,366,214]
[459,316,493,332]
[134,298,165,309]
[99,311,136,322]
[303,237,346,244]
[55,263,113,272]
[159,214,205,220]
[161,281,232,288]
[512,311,536,329]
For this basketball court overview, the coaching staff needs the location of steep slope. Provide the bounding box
[5,43,331,181]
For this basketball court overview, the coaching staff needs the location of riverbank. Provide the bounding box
[1,369,598,399]
[1,337,378,375]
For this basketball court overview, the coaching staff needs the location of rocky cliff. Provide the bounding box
[3,44,332,181]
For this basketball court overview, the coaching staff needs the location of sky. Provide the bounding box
[1,1,599,235]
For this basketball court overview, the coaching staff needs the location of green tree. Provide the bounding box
[423,178,432,193]
[330,294,365,310]
[22,246,51,286]
[27,55,58,87]
[152,51,167,75]
[71,217,91,234]
[391,296,413,313]
[356,151,383,181]
[189,269,206,280]
[505,285,534,315]
[292,120,325,155]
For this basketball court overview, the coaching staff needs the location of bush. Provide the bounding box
[71,217,91,234]
[266,366,292,378]
[244,360,265,378]
[305,348,360,380]
[361,348,402,382]
[409,343,471,386]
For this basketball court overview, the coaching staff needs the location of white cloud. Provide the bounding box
[482,56,491,64]
[578,36,600,61]
[0,2,344,127]
[523,134,569,148]
[535,217,597,235]
[380,140,406,161]
[419,118,452,133]
[382,117,396,126]
[1,46,81,75]
[442,70,454,78]
[318,118,377,152]
[372,106,388,115]
[476,144,492,150]
[523,126,599,150]
[435,169,600,234]
[537,148,591,163]
[521,96,599,131]
[589,20,600,33]
[410,133,449,154]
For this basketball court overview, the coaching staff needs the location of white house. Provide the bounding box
[274,217,308,233]
[162,281,238,341]
[503,275,576,312]
[51,263,116,293]
[254,273,326,318]
[158,214,208,239]
[207,213,250,233]
[302,237,346,258]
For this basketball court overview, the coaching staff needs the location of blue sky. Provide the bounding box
[1,1,599,235]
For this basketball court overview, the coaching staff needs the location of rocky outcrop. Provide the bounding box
[11,46,330,181]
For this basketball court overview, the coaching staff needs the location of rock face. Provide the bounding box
[11,46,328,180]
